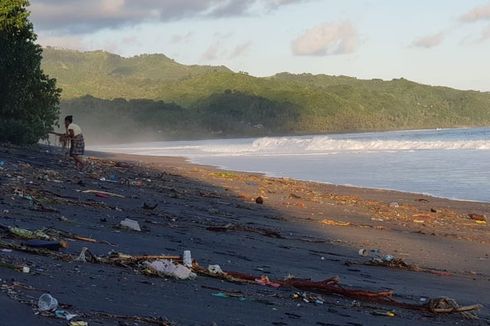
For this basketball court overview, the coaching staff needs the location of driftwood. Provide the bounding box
[82,189,125,198]
[194,266,481,318]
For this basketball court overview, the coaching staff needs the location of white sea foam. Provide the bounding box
[93,135,490,157]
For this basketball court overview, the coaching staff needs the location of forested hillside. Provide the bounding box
[42,48,490,143]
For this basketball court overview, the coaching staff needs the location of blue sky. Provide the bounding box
[31,0,490,91]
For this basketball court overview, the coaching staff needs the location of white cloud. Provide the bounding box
[460,2,490,23]
[412,32,445,48]
[30,0,309,34]
[291,22,359,56]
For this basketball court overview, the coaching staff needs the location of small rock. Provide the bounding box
[430,208,437,213]
[255,196,264,204]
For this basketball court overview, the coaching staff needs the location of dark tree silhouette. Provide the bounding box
[0,0,61,144]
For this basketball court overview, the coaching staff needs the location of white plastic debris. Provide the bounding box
[383,255,395,262]
[120,218,141,231]
[183,250,192,267]
[22,266,30,273]
[207,264,224,275]
[38,293,58,312]
[145,260,196,280]
[75,247,88,262]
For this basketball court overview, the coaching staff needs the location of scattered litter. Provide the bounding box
[292,292,324,305]
[22,266,30,273]
[183,250,192,268]
[74,247,93,263]
[212,292,246,301]
[468,213,486,222]
[255,275,280,288]
[69,322,88,326]
[208,265,224,275]
[55,310,78,321]
[371,310,396,317]
[38,293,58,312]
[322,219,351,226]
[82,190,125,198]
[8,227,50,240]
[389,202,399,208]
[427,297,482,319]
[23,240,68,251]
[144,260,196,280]
[120,218,141,232]
[383,255,395,262]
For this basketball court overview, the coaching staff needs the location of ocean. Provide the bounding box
[92,127,490,203]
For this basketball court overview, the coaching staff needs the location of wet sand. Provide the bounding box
[0,144,489,325]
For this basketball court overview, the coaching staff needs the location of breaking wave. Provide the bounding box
[93,133,490,157]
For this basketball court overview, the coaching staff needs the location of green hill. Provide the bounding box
[41,47,490,142]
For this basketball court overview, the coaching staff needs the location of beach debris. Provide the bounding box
[468,213,486,222]
[55,310,78,321]
[74,247,99,263]
[321,219,351,226]
[22,266,30,273]
[201,267,481,317]
[120,218,141,231]
[371,310,396,317]
[427,297,482,319]
[292,292,324,305]
[389,202,399,208]
[7,227,50,240]
[183,250,192,268]
[23,240,68,251]
[358,248,368,256]
[38,293,58,312]
[69,322,88,326]
[144,260,196,280]
[255,196,264,204]
[208,264,224,275]
[255,275,281,288]
[212,292,246,301]
[82,189,125,198]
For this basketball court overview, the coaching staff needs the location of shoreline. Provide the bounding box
[1,144,489,325]
[94,149,490,205]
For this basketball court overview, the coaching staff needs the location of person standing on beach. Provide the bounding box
[64,115,85,170]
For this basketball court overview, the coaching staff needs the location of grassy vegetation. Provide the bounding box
[43,47,490,142]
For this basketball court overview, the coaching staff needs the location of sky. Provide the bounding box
[30,0,490,91]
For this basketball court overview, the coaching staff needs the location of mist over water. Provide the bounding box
[92,128,490,202]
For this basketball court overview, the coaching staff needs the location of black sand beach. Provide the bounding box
[0,144,489,325]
